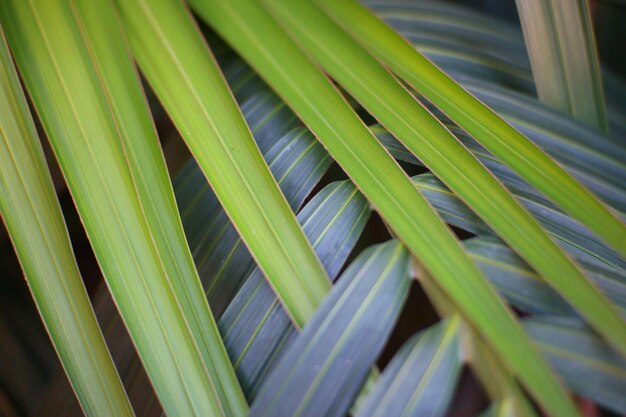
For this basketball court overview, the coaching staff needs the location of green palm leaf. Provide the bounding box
[115,0,330,327]
[366,0,625,139]
[28,56,337,415]
[515,0,608,130]
[525,316,626,414]
[220,180,370,399]
[196,1,585,415]
[263,0,626,360]
[175,62,331,316]
[479,401,517,417]
[0,28,134,417]
[68,1,247,413]
[355,317,462,417]
[466,237,625,316]
[415,268,538,417]
[0,1,234,415]
[318,0,626,261]
[413,174,624,271]
[248,240,410,417]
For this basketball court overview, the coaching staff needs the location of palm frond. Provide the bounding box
[188,3,583,415]
[525,316,626,414]
[263,0,626,361]
[515,0,608,130]
[318,0,626,262]
[3,1,624,416]
[354,317,462,417]
[115,0,330,327]
[0,1,234,415]
[0,27,134,417]
[248,240,410,417]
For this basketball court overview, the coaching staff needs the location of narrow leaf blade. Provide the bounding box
[70,1,247,413]
[0,1,225,415]
[319,0,626,261]
[189,1,584,416]
[221,180,370,399]
[249,240,411,417]
[265,0,626,362]
[515,0,608,130]
[0,28,134,417]
[355,318,462,417]
[115,0,330,326]
[525,316,626,414]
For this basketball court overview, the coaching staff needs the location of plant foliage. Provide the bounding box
[0,1,624,417]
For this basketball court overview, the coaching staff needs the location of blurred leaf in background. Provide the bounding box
[0,1,624,417]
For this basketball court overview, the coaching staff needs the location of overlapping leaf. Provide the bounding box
[26,54,336,416]
[364,0,626,138]
[515,0,607,130]
[0,28,133,417]
[412,174,625,272]
[318,0,626,261]
[189,2,583,415]
[355,317,462,417]
[367,0,535,95]
[525,316,626,414]
[175,79,330,316]
[176,54,370,400]
[73,1,247,413]
[0,0,252,414]
[249,240,410,417]
[263,0,626,361]
[116,0,330,327]
[221,180,370,399]
[414,268,537,417]
[374,117,626,216]
[466,237,626,316]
